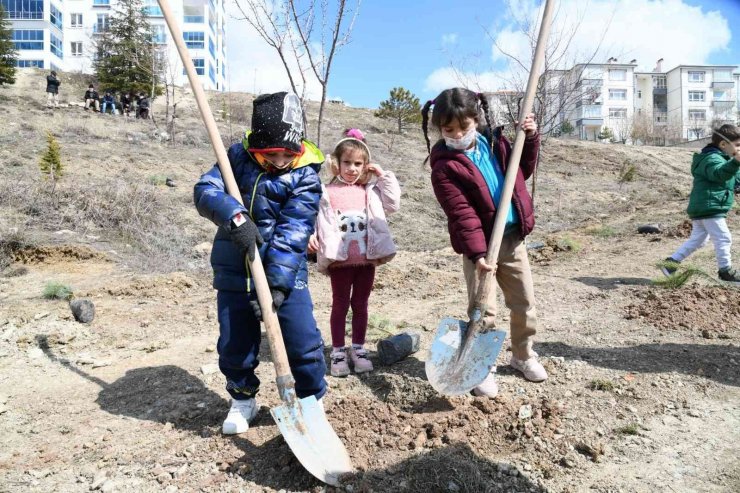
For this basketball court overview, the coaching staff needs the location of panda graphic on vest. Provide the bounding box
[337,209,367,256]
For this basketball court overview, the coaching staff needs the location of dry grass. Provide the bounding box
[0,173,201,272]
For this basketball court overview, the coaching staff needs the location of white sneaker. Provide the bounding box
[222,398,258,435]
[472,370,499,398]
[510,355,548,382]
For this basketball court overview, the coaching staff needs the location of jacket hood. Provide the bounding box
[242,130,324,171]
[694,144,728,167]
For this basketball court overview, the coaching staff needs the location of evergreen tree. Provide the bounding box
[94,0,160,95]
[560,121,574,136]
[375,87,422,133]
[39,131,63,197]
[0,5,17,85]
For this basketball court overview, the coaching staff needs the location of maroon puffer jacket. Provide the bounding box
[430,129,540,261]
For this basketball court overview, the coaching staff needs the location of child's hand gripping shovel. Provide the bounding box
[155,0,353,485]
[425,0,555,395]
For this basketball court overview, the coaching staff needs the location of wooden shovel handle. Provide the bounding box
[474,0,555,308]
[157,0,293,380]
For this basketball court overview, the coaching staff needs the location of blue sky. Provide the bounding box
[226,0,740,109]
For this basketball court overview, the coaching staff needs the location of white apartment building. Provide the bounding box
[551,58,739,143]
[634,61,738,141]
[4,0,227,91]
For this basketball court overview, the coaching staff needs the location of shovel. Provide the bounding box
[156,0,352,485]
[426,0,556,396]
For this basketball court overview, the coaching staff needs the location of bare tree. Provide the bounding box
[465,2,617,141]
[288,0,360,146]
[233,0,310,131]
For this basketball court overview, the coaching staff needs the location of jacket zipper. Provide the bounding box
[245,172,264,293]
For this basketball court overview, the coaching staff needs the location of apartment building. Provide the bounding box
[551,58,739,143]
[3,0,228,91]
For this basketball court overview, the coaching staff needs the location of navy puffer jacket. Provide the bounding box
[194,138,323,292]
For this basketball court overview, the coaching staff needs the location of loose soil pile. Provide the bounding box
[625,285,740,338]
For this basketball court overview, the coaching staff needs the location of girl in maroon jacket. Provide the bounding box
[422,87,546,398]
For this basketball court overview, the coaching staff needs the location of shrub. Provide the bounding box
[585,225,617,238]
[619,163,636,183]
[616,423,640,436]
[589,379,615,391]
[43,282,73,300]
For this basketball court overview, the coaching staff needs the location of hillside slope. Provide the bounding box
[1,71,738,493]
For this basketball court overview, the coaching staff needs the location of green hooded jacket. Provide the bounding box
[687,144,740,219]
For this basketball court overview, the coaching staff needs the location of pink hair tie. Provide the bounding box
[345,128,365,141]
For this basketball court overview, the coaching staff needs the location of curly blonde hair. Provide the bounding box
[329,138,371,185]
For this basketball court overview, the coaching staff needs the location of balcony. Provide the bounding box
[92,0,110,6]
[654,111,668,125]
[712,99,736,109]
[712,80,735,89]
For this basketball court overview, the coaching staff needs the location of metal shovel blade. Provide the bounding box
[270,395,353,487]
[426,317,506,395]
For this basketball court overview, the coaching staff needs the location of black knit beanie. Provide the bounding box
[249,92,304,153]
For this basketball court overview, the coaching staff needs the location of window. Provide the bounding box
[70,13,83,28]
[209,62,216,83]
[653,76,667,89]
[152,24,167,44]
[183,5,203,23]
[143,0,163,16]
[714,70,732,82]
[637,90,642,99]
[714,90,728,101]
[95,13,110,33]
[609,69,626,81]
[50,33,63,58]
[93,0,110,5]
[1,0,44,20]
[688,71,705,83]
[16,59,44,68]
[12,29,43,50]
[71,41,82,56]
[609,89,627,100]
[688,109,706,121]
[185,58,205,75]
[609,108,627,118]
[183,31,204,49]
[688,90,705,102]
[50,3,62,30]
[209,36,215,59]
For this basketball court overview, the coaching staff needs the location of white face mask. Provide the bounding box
[444,126,477,150]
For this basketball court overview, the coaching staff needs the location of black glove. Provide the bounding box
[228,214,263,261]
[249,289,287,321]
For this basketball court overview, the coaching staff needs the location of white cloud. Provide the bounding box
[425,0,734,93]
[441,33,458,45]
[225,1,322,99]
[423,67,511,95]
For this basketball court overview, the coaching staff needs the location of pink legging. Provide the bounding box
[329,264,376,348]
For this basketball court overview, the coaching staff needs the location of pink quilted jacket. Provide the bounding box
[316,171,401,274]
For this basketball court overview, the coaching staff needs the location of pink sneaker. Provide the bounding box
[510,355,548,382]
[330,348,350,377]
[472,370,499,398]
[349,346,373,374]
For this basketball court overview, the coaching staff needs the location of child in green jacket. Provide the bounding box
[662,124,740,283]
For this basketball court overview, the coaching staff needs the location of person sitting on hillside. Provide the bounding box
[84,84,100,112]
[137,93,150,119]
[120,92,132,117]
[101,91,116,115]
[45,70,61,109]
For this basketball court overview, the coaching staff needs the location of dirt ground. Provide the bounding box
[1,71,739,493]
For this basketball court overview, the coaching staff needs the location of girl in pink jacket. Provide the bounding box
[309,129,401,377]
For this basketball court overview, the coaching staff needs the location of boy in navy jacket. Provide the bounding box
[194,92,327,434]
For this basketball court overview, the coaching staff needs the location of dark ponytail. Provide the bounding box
[421,99,434,156]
